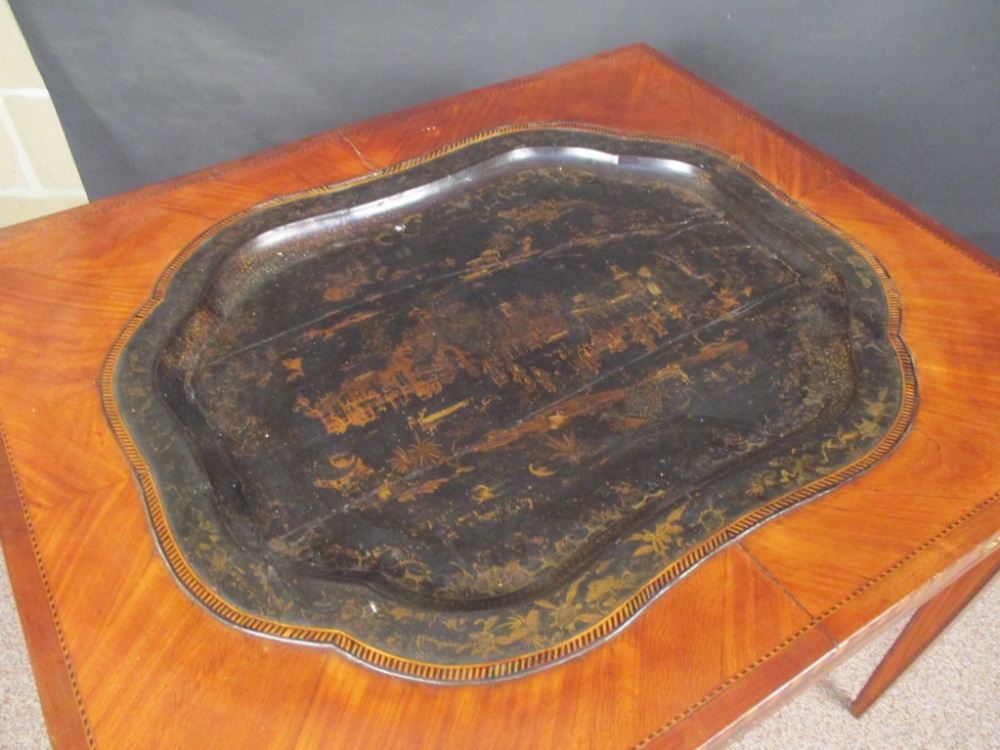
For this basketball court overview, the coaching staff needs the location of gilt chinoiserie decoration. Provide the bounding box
[105,126,915,681]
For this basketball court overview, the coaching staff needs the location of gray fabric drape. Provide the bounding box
[9,1,999,258]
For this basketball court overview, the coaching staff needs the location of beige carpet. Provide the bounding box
[1,540,53,750]
[730,580,1000,750]
[1,539,998,750]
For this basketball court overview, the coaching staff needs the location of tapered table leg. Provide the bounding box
[850,543,1000,717]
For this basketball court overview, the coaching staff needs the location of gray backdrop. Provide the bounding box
[10,1,999,258]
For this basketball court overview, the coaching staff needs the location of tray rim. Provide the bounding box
[100,122,918,683]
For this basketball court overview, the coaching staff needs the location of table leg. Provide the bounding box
[850,542,1000,717]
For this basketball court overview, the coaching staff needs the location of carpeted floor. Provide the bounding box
[1,538,998,749]
[730,580,1000,749]
[1,542,56,750]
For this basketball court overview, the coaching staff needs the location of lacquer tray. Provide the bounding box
[106,126,915,681]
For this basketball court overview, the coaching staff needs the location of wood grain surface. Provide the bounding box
[1,44,999,749]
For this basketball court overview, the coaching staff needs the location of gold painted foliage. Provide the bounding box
[746,470,778,498]
[544,431,587,465]
[388,434,446,474]
[503,609,546,648]
[629,504,687,558]
[536,579,602,635]
[584,572,632,606]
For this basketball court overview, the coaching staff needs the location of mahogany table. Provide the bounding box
[2,44,999,749]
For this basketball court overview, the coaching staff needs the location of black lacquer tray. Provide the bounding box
[106,126,915,681]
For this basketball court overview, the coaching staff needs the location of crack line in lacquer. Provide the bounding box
[202,214,727,368]
[272,272,806,548]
